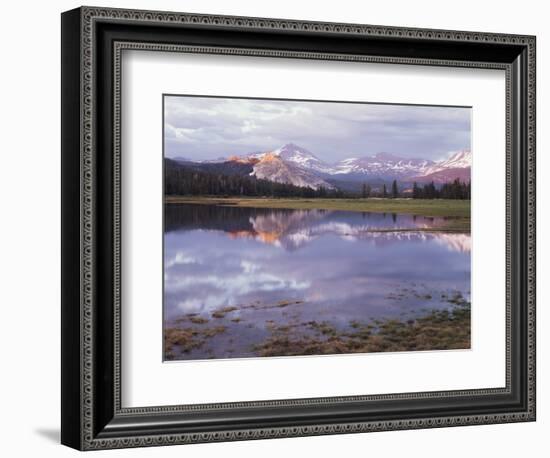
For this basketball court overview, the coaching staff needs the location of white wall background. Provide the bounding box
[0,0,546,456]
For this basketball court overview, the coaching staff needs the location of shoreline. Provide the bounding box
[165,297,471,361]
[164,196,471,231]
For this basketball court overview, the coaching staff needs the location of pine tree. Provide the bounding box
[391,180,398,198]
[412,181,420,199]
[429,181,436,199]
[382,184,388,198]
[362,183,371,198]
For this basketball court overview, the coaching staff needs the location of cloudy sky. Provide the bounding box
[164,95,471,163]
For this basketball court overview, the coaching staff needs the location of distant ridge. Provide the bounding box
[168,143,471,189]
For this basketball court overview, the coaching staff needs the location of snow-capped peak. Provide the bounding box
[409,149,471,183]
[251,151,334,190]
[437,149,472,169]
[332,153,435,178]
[272,142,305,155]
[190,143,471,185]
[274,143,316,160]
[272,143,334,174]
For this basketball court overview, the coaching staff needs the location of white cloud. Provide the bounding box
[165,251,199,268]
[164,95,471,162]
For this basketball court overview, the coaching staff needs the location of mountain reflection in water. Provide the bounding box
[164,204,471,360]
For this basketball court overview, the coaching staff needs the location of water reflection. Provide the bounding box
[165,204,468,252]
[164,204,471,360]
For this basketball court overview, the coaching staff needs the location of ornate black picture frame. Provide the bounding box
[61,6,536,450]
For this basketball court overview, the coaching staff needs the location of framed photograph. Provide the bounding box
[61,6,536,450]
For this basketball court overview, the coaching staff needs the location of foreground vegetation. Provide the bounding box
[254,297,470,357]
[165,196,470,230]
[164,293,471,360]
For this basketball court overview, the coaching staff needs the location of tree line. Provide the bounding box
[362,181,400,198]
[165,162,345,198]
[362,179,470,200]
[412,179,470,199]
[165,161,470,200]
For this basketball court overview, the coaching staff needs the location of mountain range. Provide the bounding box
[171,143,471,191]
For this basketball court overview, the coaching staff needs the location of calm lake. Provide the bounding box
[164,203,471,361]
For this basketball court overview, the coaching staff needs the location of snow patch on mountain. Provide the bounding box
[332,153,435,178]
[438,149,472,169]
[412,150,471,183]
[187,143,471,185]
[272,143,335,174]
[251,152,334,190]
[423,150,471,175]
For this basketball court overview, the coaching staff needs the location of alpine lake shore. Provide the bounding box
[164,196,471,360]
[164,196,471,232]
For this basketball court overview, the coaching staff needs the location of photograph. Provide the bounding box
[55,3,538,451]
[163,95,472,361]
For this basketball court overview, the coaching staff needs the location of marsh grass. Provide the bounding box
[165,292,470,360]
[188,316,210,324]
[211,306,238,318]
[253,301,471,357]
[164,325,227,359]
